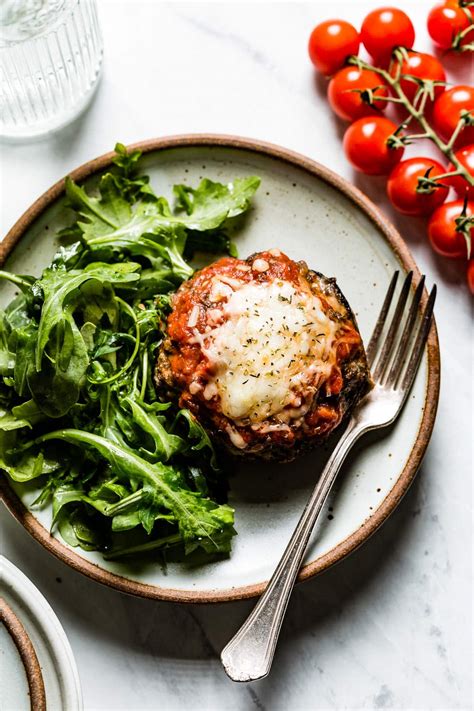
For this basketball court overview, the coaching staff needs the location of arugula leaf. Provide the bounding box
[0,311,15,376]
[56,503,108,551]
[173,176,261,229]
[12,400,45,426]
[185,228,238,260]
[0,410,32,431]
[0,399,45,431]
[65,173,259,271]
[175,409,220,471]
[38,429,235,553]
[67,174,260,236]
[34,262,140,369]
[89,478,130,502]
[65,173,131,236]
[124,397,184,462]
[112,143,142,177]
[13,328,36,398]
[52,486,110,524]
[104,533,181,560]
[27,316,89,417]
[0,432,62,483]
[0,271,36,292]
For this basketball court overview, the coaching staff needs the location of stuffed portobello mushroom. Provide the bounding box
[155,249,372,461]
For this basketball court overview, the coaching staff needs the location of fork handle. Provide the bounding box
[221,419,363,682]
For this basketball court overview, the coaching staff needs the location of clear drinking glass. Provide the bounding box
[0,0,103,141]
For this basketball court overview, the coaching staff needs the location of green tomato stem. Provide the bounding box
[433,170,462,181]
[446,117,470,151]
[456,10,473,41]
[370,95,405,104]
[405,133,431,141]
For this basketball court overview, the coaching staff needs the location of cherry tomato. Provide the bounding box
[427,3,473,49]
[361,7,415,61]
[391,51,446,104]
[387,158,449,215]
[432,86,474,147]
[327,67,388,121]
[442,0,474,47]
[467,259,474,294]
[343,117,404,175]
[446,145,474,199]
[308,20,360,75]
[427,199,473,258]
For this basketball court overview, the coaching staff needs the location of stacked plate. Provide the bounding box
[0,557,82,710]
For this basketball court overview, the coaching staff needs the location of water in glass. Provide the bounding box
[0,0,103,140]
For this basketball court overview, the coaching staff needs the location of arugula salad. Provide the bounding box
[0,144,260,561]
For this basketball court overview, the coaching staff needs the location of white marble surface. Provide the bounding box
[0,1,472,709]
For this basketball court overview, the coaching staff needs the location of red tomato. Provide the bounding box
[427,199,473,258]
[361,7,415,61]
[308,20,360,75]
[427,3,473,49]
[387,158,449,215]
[443,0,474,47]
[327,67,388,121]
[446,145,474,199]
[467,259,474,294]
[343,117,404,175]
[445,0,474,13]
[432,86,474,147]
[391,51,446,103]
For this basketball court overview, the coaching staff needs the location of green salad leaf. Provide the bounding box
[34,261,140,369]
[0,143,258,561]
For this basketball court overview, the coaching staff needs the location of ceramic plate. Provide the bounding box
[0,557,82,709]
[0,136,439,602]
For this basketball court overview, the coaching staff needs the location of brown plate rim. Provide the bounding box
[1,596,47,711]
[0,134,440,603]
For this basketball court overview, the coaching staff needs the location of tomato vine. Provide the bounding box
[308,3,474,290]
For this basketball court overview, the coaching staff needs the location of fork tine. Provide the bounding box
[372,271,413,381]
[366,271,399,367]
[400,285,437,394]
[385,276,426,387]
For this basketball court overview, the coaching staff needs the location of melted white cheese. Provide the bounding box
[197,279,339,424]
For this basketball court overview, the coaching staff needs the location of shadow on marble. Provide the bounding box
[311,71,346,144]
[2,76,102,160]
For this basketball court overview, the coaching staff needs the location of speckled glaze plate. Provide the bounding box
[0,136,439,603]
[0,557,82,709]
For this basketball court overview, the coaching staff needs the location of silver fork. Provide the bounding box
[221,271,436,683]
